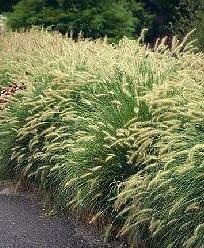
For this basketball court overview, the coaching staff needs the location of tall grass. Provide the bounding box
[0,28,204,247]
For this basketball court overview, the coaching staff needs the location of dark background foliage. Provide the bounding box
[0,0,204,47]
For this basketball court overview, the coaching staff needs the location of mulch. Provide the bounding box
[0,82,26,106]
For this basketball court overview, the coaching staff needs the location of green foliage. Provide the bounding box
[174,0,203,35]
[196,12,204,50]
[0,29,204,247]
[6,0,142,41]
[0,0,20,13]
[3,0,204,48]
[141,0,204,48]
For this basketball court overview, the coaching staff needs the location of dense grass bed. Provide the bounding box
[0,29,204,247]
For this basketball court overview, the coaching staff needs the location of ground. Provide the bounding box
[0,184,126,248]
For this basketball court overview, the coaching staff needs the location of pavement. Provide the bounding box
[0,185,126,248]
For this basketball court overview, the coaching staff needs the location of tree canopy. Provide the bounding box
[1,0,204,47]
[0,0,20,12]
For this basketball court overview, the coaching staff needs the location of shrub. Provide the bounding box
[0,29,204,247]
[5,0,204,49]
[6,0,140,41]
